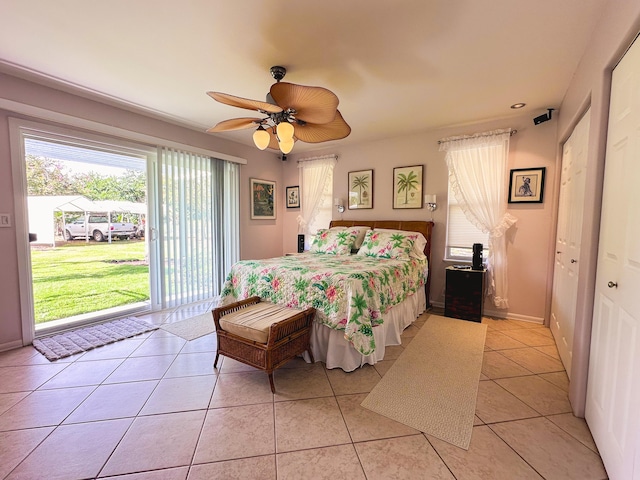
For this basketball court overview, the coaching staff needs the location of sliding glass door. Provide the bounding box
[10,118,240,342]
[13,121,156,336]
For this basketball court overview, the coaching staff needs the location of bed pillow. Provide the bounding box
[374,228,427,259]
[310,228,358,255]
[357,230,421,260]
[329,226,371,249]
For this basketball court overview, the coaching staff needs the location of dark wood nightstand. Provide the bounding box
[444,266,486,322]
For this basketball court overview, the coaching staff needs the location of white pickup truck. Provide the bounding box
[64,215,137,242]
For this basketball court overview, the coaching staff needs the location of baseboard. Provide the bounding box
[483,309,544,324]
[431,301,544,325]
[0,339,25,353]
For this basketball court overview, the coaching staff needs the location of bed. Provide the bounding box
[220,220,434,371]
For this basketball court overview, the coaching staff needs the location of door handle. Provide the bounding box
[570,259,577,264]
[556,251,561,254]
[607,281,618,289]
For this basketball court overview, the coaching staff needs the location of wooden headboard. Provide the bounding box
[329,220,435,307]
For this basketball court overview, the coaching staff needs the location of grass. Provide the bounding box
[31,240,150,323]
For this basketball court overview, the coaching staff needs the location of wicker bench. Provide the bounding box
[212,296,315,393]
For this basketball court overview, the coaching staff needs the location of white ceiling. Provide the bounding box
[0,1,607,152]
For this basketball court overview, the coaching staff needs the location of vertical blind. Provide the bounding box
[158,147,239,308]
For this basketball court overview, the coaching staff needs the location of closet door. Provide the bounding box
[550,108,590,378]
[586,35,640,480]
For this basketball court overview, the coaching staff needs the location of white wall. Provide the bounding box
[2,0,638,381]
[553,0,640,415]
[282,113,558,323]
[0,72,283,350]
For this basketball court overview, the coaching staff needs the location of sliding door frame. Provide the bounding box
[9,117,161,342]
[4,100,245,346]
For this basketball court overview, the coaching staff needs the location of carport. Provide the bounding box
[27,195,146,246]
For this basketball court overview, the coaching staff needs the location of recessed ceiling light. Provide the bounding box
[510,103,526,109]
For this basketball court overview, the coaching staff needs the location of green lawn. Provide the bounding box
[31,240,150,323]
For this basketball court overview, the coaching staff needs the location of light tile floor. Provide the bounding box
[0,306,608,479]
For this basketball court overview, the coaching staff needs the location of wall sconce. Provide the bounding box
[334,197,345,213]
[425,194,437,212]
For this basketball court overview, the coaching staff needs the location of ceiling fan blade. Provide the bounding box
[207,92,283,114]
[206,117,263,133]
[293,110,351,143]
[270,82,339,124]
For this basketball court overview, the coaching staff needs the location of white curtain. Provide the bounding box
[439,129,517,308]
[296,154,337,235]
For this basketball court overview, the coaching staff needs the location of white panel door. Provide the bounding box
[550,109,590,378]
[586,35,640,480]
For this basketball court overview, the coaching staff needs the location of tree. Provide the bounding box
[119,170,147,203]
[72,170,146,203]
[25,155,76,196]
[26,154,146,204]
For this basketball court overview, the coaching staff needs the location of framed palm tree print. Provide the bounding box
[393,165,423,209]
[348,169,373,209]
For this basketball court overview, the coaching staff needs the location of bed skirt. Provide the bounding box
[305,289,426,372]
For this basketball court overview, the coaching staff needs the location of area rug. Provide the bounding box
[361,314,487,449]
[33,317,158,361]
[159,312,215,341]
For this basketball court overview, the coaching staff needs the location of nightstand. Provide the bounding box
[444,266,486,322]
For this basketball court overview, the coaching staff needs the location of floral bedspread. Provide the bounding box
[220,254,428,355]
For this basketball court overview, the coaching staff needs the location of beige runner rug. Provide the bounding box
[362,314,487,449]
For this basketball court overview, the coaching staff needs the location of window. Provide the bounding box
[439,129,516,309]
[445,180,489,261]
[307,168,333,246]
[298,155,336,249]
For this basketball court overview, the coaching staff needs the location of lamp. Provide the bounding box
[252,126,270,150]
[278,137,295,154]
[276,121,294,142]
[334,197,345,213]
[253,120,296,154]
[425,194,437,214]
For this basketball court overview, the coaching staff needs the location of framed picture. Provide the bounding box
[286,185,300,208]
[393,165,423,209]
[508,167,546,203]
[250,178,276,219]
[348,169,374,209]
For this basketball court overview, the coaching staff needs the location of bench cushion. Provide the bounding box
[219,302,303,344]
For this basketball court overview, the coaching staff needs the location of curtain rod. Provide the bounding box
[296,154,338,163]
[437,129,517,144]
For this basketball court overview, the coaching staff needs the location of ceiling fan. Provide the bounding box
[206,66,351,154]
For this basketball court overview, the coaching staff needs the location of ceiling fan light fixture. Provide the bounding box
[252,126,270,150]
[278,137,295,154]
[276,121,295,142]
[207,66,351,152]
